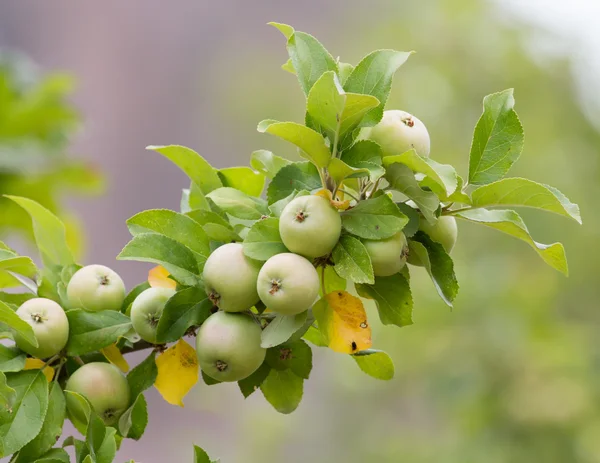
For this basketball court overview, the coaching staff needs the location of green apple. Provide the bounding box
[363,232,408,277]
[196,311,265,382]
[419,216,458,253]
[130,287,176,343]
[14,298,69,359]
[67,264,126,312]
[257,253,320,315]
[65,362,131,426]
[365,109,431,157]
[279,195,342,258]
[203,243,260,312]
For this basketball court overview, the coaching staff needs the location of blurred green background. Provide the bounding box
[0,0,598,462]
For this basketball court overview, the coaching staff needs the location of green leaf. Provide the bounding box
[409,232,459,306]
[0,270,25,290]
[338,62,355,86]
[93,424,117,463]
[258,120,331,168]
[319,266,347,296]
[206,187,268,220]
[0,292,34,307]
[261,311,308,348]
[16,382,66,461]
[156,287,212,343]
[218,167,265,197]
[468,89,524,185]
[127,351,158,399]
[85,411,106,461]
[0,371,16,411]
[66,309,132,356]
[121,282,150,315]
[356,273,413,327]
[4,196,74,268]
[396,203,420,238]
[0,345,26,372]
[268,190,309,218]
[0,370,49,458]
[63,391,91,435]
[243,218,288,261]
[327,158,369,185]
[260,368,303,414]
[352,349,394,380]
[341,194,408,239]
[117,233,201,286]
[385,163,440,224]
[0,254,38,280]
[456,208,569,275]
[344,50,412,126]
[238,362,271,398]
[31,448,70,463]
[340,140,385,182]
[0,300,37,347]
[193,444,212,463]
[383,150,458,197]
[126,209,211,267]
[186,210,241,243]
[470,178,582,224]
[267,162,322,204]
[332,235,374,284]
[306,71,380,142]
[265,340,312,379]
[281,58,295,74]
[250,150,292,180]
[146,145,222,194]
[201,371,221,386]
[118,393,147,440]
[270,23,338,96]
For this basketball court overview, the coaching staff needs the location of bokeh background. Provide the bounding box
[1,0,599,461]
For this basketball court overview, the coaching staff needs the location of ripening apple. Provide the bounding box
[65,362,131,426]
[195,311,266,382]
[363,232,408,277]
[279,195,342,258]
[67,264,126,312]
[257,253,320,315]
[364,110,431,157]
[14,298,69,359]
[130,287,176,343]
[203,243,261,312]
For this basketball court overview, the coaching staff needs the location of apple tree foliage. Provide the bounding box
[0,23,581,462]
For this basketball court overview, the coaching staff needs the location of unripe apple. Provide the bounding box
[279,195,342,258]
[257,253,320,315]
[363,232,408,277]
[196,311,266,382]
[14,298,69,359]
[130,287,176,343]
[365,110,431,157]
[203,243,260,312]
[67,264,126,312]
[408,216,458,267]
[65,362,131,426]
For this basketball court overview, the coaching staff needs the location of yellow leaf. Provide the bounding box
[24,358,55,382]
[101,343,130,373]
[315,189,351,211]
[154,339,198,406]
[312,291,372,354]
[148,265,176,290]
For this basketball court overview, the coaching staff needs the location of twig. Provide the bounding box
[119,340,159,355]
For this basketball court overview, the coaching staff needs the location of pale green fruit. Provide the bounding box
[257,253,319,315]
[365,110,431,157]
[203,243,260,312]
[363,232,408,277]
[196,311,266,382]
[420,216,458,253]
[14,298,69,359]
[279,195,342,258]
[130,287,176,343]
[67,264,126,312]
[66,362,131,426]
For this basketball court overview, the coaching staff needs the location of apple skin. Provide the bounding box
[408,216,458,267]
[203,243,261,312]
[279,195,342,259]
[65,362,131,426]
[363,232,408,277]
[130,287,176,343]
[364,110,431,157]
[67,264,126,312]
[195,311,266,382]
[257,253,320,315]
[14,298,69,359]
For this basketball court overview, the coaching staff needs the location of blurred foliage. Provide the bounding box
[212,1,600,462]
[0,51,103,255]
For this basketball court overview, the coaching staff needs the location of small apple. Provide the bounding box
[130,287,176,343]
[363,232,408,277]
[67,264,126,312]
[365,110,431,157]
